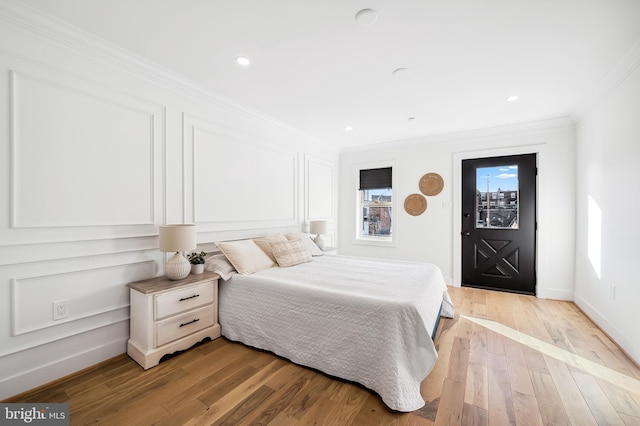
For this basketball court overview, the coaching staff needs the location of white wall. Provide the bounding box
[0,2,337,399]
[574,46,640,363]
[339,120,576,301]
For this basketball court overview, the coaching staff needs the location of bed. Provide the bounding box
[210,237,454,412]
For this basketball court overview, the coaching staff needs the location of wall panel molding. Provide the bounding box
[0,235,160,267]
[10,260,153,336]
[304,154,335,222]
[183,113,299,233]
[2,258,155,356]
[304,154,336,247]
[10,70,163,228]
[0,65,165,246]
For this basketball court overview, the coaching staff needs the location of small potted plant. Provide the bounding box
[188,251,207,274]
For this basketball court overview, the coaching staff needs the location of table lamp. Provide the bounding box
[159,224,196,280]
[309,220,328,249]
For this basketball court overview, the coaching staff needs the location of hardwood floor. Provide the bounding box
[6,286,640,425]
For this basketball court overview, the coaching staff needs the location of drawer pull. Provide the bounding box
[179,318,200,328]
[179,294,200,302]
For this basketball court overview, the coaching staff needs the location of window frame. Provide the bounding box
[354,161,398,247]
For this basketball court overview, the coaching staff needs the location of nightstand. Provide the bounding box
[127,271,221,369]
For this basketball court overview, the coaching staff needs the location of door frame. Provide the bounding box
[453,144,545,295]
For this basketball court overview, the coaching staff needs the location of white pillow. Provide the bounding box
[271,240,313,267]
[284,232,323,256]
[215,240,275,275]
[253,234,288,263]
[204,254,237,281]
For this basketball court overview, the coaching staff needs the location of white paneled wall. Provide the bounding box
[9,69,164,229]
[305,155,336,247]
[183,113,299,230]
[0,2,337,399]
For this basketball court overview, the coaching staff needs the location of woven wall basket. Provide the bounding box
[419,173,444,196]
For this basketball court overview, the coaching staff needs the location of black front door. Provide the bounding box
[461,154,536,295]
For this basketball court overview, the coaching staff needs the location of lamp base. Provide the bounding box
[166,252,191,280]
[313,234,325,249]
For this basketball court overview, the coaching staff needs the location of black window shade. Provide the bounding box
[359,167,392,190]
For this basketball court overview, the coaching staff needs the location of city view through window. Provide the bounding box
[361,188,392,237]
[476,165,519,229]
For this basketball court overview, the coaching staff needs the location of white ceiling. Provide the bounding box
[15,0,640,150]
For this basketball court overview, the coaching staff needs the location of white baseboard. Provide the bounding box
[0,337,127,400]
[538,287,574,301]
[573,295,639,366]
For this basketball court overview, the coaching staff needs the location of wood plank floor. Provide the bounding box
[6,286,640,425]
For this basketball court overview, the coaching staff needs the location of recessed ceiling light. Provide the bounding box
[236,56,251,66]
[345,126,353,132]
[408,117,415,122]
[506,95,519,102]
[392,68,410,77]
[355,9,378,25]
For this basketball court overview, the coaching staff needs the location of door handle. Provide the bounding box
[461,231,470,236]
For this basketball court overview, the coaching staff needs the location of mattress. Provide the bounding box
[218,254,454,411]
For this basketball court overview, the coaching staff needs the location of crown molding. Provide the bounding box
[0,0,332,151]
[341,116,575,153]
[572,38,640,121]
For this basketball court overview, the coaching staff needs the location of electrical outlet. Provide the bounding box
[53,300,69,320]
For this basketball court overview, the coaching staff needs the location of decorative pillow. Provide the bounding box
[253,234,288,263]
[204,254,237,281]
[215,240,275,275]
[284,232,324,256]
[271,240,313,267]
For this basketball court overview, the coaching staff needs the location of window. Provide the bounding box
[358,167,393,242]
[475,164,519,229]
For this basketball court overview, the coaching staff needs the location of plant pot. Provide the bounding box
[191,264,204,275]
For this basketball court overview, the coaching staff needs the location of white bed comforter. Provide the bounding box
[218,255,454,412]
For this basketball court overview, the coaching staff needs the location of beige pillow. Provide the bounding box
[284,232,323,256]
[204,254,236,281]
[253,234,288,263]
[215,240,275,275]
[271,240,313,267]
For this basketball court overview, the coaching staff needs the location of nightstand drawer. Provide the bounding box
[155,282,214,320]
[156,305,214,347]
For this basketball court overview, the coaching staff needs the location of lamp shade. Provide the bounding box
[310,220,328,235]
[158,224,196,253]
